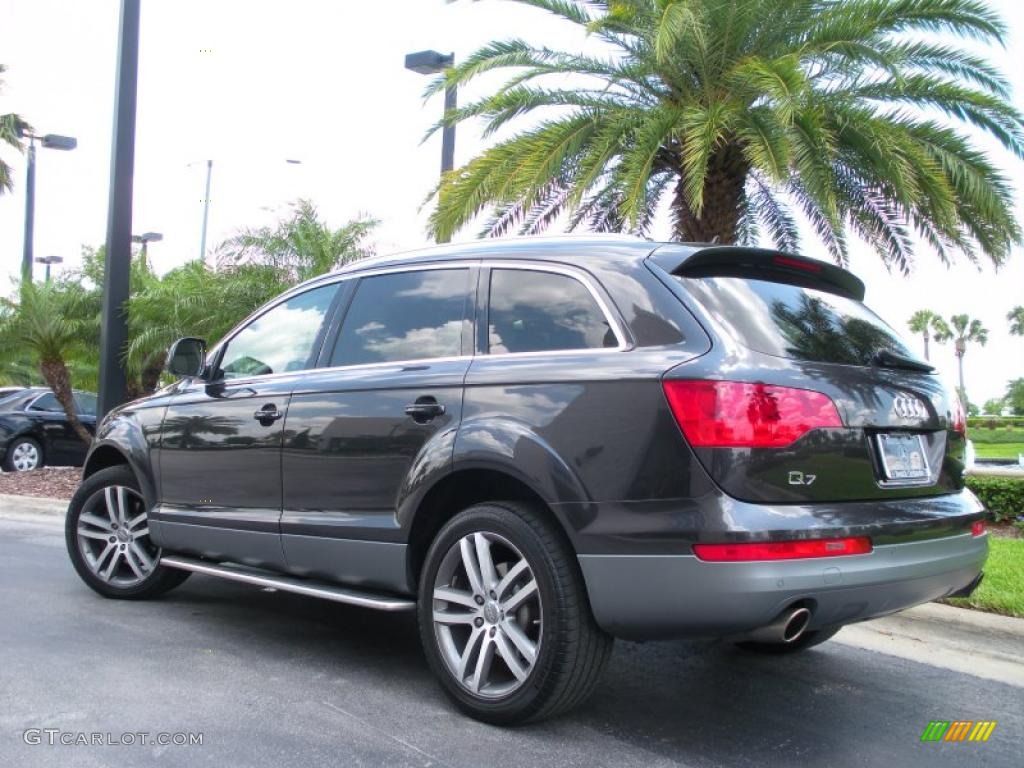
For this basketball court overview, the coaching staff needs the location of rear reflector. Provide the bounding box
[693,537,873,562]
[971,520,986,537]
[663,380,843,448]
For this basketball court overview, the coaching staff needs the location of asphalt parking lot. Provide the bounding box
[1,509,1020,768]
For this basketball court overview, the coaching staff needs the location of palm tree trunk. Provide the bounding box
[922,331,930,361]
[39,357,93,445]
[671,147,749,243]
[957,352,966,401]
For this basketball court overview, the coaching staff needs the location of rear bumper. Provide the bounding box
[579,532,988,640]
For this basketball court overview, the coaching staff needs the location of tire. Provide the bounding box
[3,436,44,472]
[734,625,842,655]
[417,501,613,725]
[65,465,190,599]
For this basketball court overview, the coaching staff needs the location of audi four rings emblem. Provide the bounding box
[892,395,928,420]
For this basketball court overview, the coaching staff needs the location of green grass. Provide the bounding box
[969,428,1024,444]
[972,442,1024,459]
[946,537,1024,618]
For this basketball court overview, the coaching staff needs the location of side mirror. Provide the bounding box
[166,337,207,378]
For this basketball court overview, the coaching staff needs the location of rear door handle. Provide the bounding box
[253,404,283,425]
[404,397,446,423]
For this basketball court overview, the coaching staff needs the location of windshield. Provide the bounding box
[678,276,922,367]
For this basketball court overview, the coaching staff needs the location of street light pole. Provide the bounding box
[405,49,457,243]
[199,159,212,262]
[21,142,35,280]
[19,132,77,281]
[35,255,63,282]
[98,0,141,418]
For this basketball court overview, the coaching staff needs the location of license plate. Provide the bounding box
[876,433,929,481]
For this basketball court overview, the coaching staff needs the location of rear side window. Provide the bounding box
[679,276,919,366]
[74,393,97,416]
[330,268,469,366]
[29,393,61,411]
[488,269,617,354]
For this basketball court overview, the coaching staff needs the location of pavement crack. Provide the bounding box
[322,700,454,768]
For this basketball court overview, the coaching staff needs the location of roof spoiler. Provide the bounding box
[650,246,866,301]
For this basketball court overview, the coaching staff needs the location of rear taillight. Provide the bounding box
[693,537,872,561]
[971,520,986,537]
[662,380,842,448]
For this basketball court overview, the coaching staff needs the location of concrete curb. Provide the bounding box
[0,493,68,516]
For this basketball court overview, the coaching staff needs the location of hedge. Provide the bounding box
[966,474,1024,524]
[968,416,1024,430]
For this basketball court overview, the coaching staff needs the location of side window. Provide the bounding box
[218,283,338,380]
[488,268,617,354]
[74,393,97,416]
[329,269,469,366]
[29,393,61,412]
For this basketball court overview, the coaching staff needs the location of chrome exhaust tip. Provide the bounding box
[743,606,812,644]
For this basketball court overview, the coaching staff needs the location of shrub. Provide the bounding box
[966,474,1024,524]
[967,416,1024,430]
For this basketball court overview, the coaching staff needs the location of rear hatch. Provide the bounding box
[650,247,967,504]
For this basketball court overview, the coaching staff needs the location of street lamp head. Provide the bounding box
[132,231,163,244]
[405,50,454,75]
[35,255,63,265]
[40,134,77,151]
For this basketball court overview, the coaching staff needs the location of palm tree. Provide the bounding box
[427,0,1022,269]
[934,314,987,404]
[126,261,288,397]
[1,64,31,195]
[1008,305,1024,336]
[906,309,950,361]
[219,200,378,282]
[0,281,100,443]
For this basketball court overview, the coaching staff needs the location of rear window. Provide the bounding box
[678,276,920,366]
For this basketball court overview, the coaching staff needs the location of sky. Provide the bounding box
[0,0,1022,405]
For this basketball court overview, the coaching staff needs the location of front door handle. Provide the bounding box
[404,396,445,423]
[253,403,283,425]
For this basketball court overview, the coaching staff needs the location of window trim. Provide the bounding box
[481,261,630,358]
[317,262,478,372]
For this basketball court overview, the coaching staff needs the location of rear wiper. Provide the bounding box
[870,348,935,373]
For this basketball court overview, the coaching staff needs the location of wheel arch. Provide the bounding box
[404,465,578,591]
[82,441,156,509]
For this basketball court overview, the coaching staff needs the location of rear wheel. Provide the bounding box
[65,465,190,599]
[3,436,43,471]
[734,625,842,655]
[418,501,612,724]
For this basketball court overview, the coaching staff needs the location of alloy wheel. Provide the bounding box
[432,531,542,699]
[75,486,159,587]
[10,441,40,471]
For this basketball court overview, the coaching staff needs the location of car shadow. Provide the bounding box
[157,575,1019,768]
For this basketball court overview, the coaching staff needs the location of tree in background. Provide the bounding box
[427,0,1022,270]
[981,397,1005,416]
[907,309,950,361]
[1009,305,1024,336]
[934,314,988,407]
[219,200,378,282]
[1005,378,1024,416]
[0,64,30,195]
[0,280,100,443]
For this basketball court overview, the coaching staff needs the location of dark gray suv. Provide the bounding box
[65,236,987,724]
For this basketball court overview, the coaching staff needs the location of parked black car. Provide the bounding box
[65,237,987,724]
[0,387,97,472]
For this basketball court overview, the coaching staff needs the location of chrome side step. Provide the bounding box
[160,555,416,612]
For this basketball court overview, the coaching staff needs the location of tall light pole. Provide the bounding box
[35,255,63,282]
[131,231,163,266]
[98,0,141,418]
[192,157,301,263]
[405,49,456,243]
[19,131,77,280]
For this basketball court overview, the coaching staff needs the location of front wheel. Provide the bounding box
[417,501,613,725]
[65,465,190,599]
